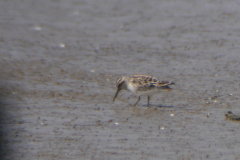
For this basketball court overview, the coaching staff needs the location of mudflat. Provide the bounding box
[1,0,240,159]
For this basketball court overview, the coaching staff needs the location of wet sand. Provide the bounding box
[1,0,240,159]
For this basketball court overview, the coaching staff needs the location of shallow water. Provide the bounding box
[1,0,240,159]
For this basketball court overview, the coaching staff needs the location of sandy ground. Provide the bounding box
[1,0,240,159]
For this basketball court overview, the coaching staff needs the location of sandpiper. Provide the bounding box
[113,74,175,107]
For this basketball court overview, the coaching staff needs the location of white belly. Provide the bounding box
[127,83,137,94]
[127,83,161,96]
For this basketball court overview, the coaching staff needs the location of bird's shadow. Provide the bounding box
[142,104,174,108]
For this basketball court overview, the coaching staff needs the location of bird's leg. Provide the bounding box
[134,96,141,107]
[147,95,150,108]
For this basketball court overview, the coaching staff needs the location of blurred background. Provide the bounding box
[1,0,240,159]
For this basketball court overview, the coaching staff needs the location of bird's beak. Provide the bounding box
[113,87,120,102]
